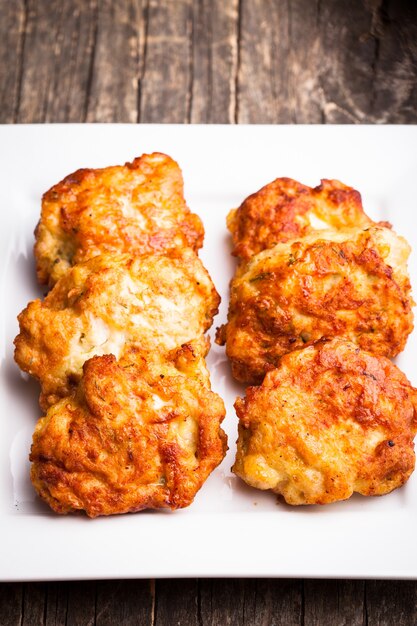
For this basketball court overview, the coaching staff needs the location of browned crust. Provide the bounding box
[219,227,413,384]
[232,338,417,505]
[35,152,204,286]
[30,354,227,517]
[16,151,227,517]
[227,178,373,261]
[15,250,220,410]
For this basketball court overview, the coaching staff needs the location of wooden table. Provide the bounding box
[1,1,416,624]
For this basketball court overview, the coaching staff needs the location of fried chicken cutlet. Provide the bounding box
[227,178,375,261]
[35,152,204,287]
[15,249,219,410]
[30,351,227,517]
[233,338,417,505]
[217,225,413,384]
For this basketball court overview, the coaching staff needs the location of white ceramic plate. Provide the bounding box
[1,124,416,581]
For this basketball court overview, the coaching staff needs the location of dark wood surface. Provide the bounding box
[1,1,417,624]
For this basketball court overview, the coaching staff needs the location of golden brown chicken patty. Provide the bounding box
[233,338,417,505]
[35,152,204,286]
[15,249,219,410]
[227,178,374,261]
[30,352,227,517]
[217,225,413,384]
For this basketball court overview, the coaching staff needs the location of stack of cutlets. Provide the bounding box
[15,153,227,517]
[218,178,417,505]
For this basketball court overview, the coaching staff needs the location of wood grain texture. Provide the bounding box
[16,0,99,123]
[63,582,97,626]
[95,580,153,625]
[0,0,25,123]
[236,0,417,123]
[22,582,46,625]
[139,0,194,122]
[0,584,23,626]
[316,0,417,122]
[2,0,415,124]
[6,578,417,625]
[190,0,239,123]
[85,0,144,123]
[303,580,365,626]
[199,579,302,625]
[366,580,417,625]
[1,0,417,625]
[154,579,199,625]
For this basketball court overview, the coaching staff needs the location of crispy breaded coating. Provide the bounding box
[35,152,204,286]
[15,250,219,409]
[233,338,417,505]
[217,225,413,384]
[227,178,374,261]
[30,352,227,517]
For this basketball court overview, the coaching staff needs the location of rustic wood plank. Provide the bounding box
[199,579,302,625]
[315,0,381,123]
[95,579,152,626]
[16,0,99,123]
[66,581,97,626]
[236,0,332,123]
[0,584,23,626]
[237,0,417,124]
[190,0,239,123]
[139,0,193,123]
[139,0,240,123]
[38,581,96,625]
[258,579,303,626]
[43,582,68,626]
[5,580,417,626]
[21,582,47,625]
[0,1,25,123]
[85,0,145,123]
[316,0,417,123]
[303,580,365,626]
[154,579,198,625]
[237,0,287,123]
[368,0,417,123]
[366,580,417,625]
[3,0,416,125]
[199,579,246,626]
[317,0,417,123]
[274,0,326,124]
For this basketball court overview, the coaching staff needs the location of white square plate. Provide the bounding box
[1,124,416,581]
